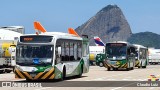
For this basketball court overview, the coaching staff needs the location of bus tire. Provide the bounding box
[126,65,130,71]
[130,67,134,70]
[142,66,146,68]
[113,68,118,71]
[107,68,111,71]
[78,65,83,78]
[0,70,4,74]
[126,68,130,71]
[99,62,104,67]
[131,63,134,70]
[5,70,12,73]
[60,67,66,81]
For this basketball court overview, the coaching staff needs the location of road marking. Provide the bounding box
[93,78,104,81]
[106,79,116,81]
[110,87,122,90]
[34,87,52,90]
[122,79,129,81]
[90,78,148,81]
[149,87,155,90]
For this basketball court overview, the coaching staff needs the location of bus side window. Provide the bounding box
[70,42,74,61]
[65,42,69,61]
[74,43,78,60]
[141,49,146,59]
[129,47,136,57]
[77,42,82,60]
[61,42,65,61]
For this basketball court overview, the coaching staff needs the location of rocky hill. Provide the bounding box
[75,5,132,45]
[128,32,160,49]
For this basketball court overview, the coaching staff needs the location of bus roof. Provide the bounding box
[133,44,147,49]
[106,41,136,47]
[106,41,128,44]
[106,41,130,45]
[20,32,82,40]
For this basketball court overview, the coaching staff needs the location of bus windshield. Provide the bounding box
[106,44,126,58]
[16,45,53,66]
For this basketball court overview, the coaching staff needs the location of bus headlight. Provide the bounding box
[44,67,53,72]
[15,66,23,72]
[104,60,110,64]
[122,56,126,59]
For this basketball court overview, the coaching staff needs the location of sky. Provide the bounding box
[0,0,160,34]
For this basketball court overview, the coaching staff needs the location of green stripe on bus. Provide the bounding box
[35,65,52,72]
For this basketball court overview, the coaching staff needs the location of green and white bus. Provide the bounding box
[104,41,136,71]
[14,32,89,80]
[133,44,148,68]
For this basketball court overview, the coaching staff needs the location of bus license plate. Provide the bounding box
[110,61,116,65]
[30,73,36,77]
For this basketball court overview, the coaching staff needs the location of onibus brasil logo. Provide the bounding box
[1,82,42,87]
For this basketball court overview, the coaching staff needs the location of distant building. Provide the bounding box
[0,26,25,34]
[0,26,24,40]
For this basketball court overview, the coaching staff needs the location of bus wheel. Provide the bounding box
[126,66,130,71]
[130,67,134,70]
[126,68,130,71]
[78,65,83,78]
[113,68,118,71]
[107,68,111,71]
[5,69,12,73]
[130,63,134,70]
[0,70,4,74]
[142,66,146,68]
[60,67,66,81]
[99,62,104,67]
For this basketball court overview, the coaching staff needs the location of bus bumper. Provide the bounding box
[103,60,128,69]
[135,60,140,67]
[14,68,55,80]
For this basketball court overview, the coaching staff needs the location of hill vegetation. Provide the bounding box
[127,32,160,48]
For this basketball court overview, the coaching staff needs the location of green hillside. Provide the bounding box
[127,32,160,49]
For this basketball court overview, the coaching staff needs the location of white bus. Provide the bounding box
[148,48,160,64]
[14,32,89,81]
[133,44,148,68]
